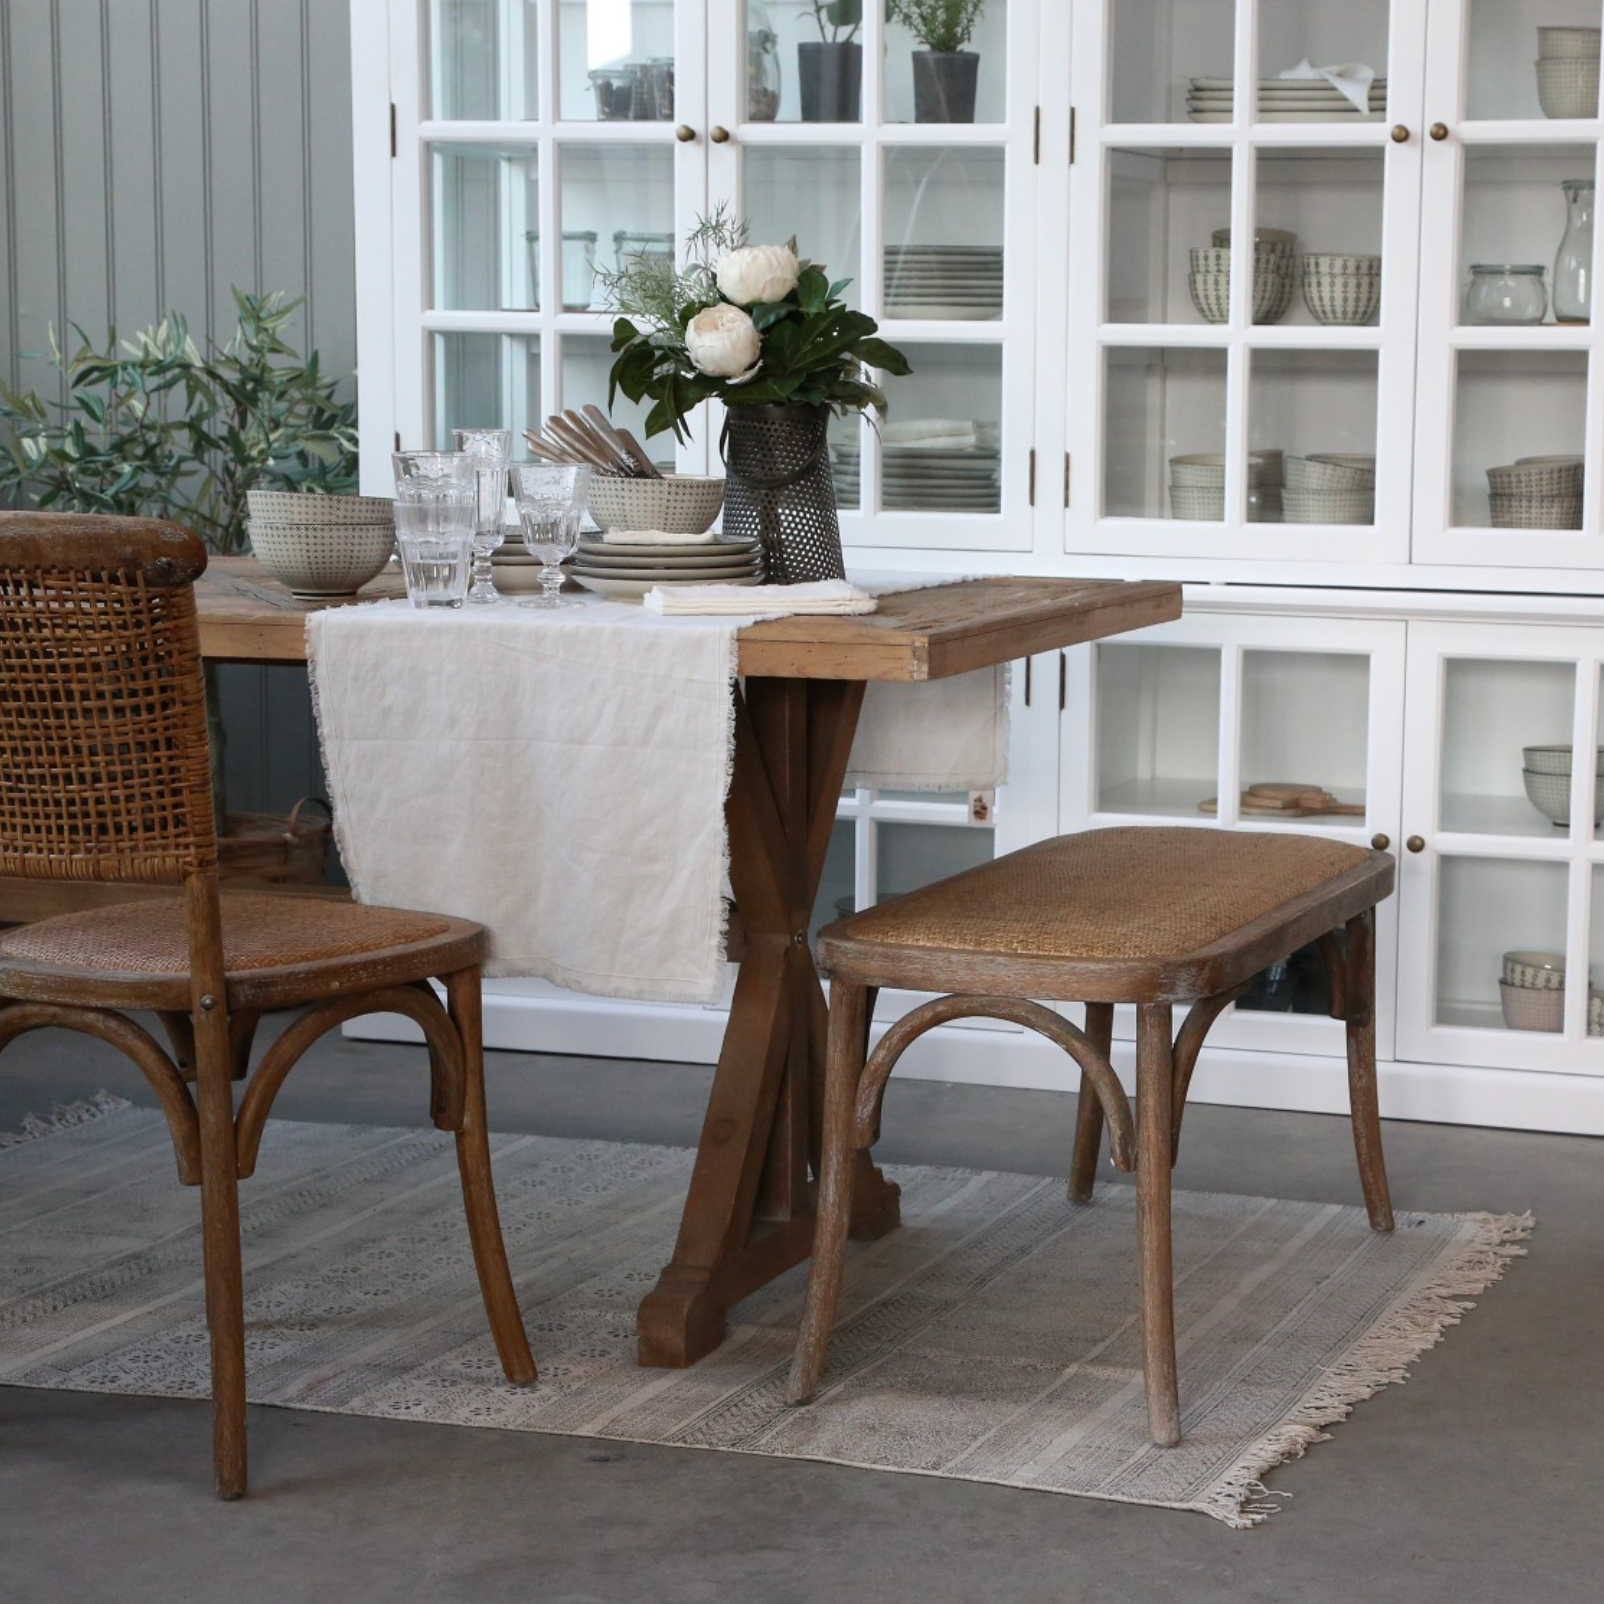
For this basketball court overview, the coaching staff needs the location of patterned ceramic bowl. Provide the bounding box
[1502,949,1567,989]
[1169,484,1226,521]
[1500,980,1564,1032]
[1285,455,1377,491]
[1522,745,1604,776]
[1538,26,1602,60]
[1303,264,1382,325]
[245,490,397,525]
[1169,453,1271,487]
[1487,459,1585,496]
[584,473,726,535]
[248,517,396,599]
[1522,767,1604,825]
[1282,488,1375,524]
[1589,990,1604,1036]
[1489,494,1584,529]
[1536,57,1600,118]
[1211,227,1298,253]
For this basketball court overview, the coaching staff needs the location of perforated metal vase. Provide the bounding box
[720,403,845,584]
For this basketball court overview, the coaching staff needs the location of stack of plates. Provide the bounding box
[832,436,1001,513]
[490,543,545,592]
[883,245,1004,320]
[1187,77,1386,122]
[568,535,764,600]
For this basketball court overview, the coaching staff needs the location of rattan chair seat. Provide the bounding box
[0,892,482,1011]
[818,827,1387,1002]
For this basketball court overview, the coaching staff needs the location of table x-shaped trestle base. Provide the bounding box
[636,675,903,1367]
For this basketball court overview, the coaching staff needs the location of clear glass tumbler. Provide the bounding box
[452,428,513,605]
[511,462,592,609]
[394,486,475,608]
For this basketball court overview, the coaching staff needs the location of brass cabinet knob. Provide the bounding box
[1391,124,1411,142]
[1405,835,1426,854]
[1371,833,1391,851]
[1429,122,1449,141]
[675,124,696,142]
[709,125,731,143]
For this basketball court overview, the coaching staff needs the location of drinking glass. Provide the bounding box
[452,428,513,604]
[392,449,475,493]
[512,462,591,609]
[394,484,476,608]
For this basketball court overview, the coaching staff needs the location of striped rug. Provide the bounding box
[0,1100,1529,1525]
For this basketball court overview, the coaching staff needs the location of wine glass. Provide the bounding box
[511,462,591,609]
[452,428,513,605]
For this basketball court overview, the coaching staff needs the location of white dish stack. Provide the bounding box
[1186,75,1386,122]
[1536,26,1601,119]
[883,245,1004,321]
[831,419,1001,513]
[568,536,764,600]
[1486,455,1584,529]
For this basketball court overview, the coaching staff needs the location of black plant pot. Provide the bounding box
[798,41,863,122]
[911,50,979,123]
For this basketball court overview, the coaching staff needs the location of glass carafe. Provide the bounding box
[1553,178,1594,325]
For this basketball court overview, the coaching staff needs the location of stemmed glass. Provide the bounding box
[511,463,592,609]
[452,428,513,605]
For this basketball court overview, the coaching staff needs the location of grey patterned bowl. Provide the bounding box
[248,517,396,598]
[1303,259,1382,325]
[585,473,725,535]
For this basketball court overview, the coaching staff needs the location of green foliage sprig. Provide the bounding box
[604,209,911,443]
[0,289,358,554]
[809,1,863,45]
[888,0,986,53]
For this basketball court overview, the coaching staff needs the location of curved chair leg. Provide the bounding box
[1343,908,1394,1232]
[443,968,536,1386]
[1134,1002,1181,1448]
[1068,1003,1113,1203]
[787,977,868,1406]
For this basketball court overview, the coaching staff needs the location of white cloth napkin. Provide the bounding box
[600,528,724,545]
[1277,58,1376,115]
[643,579,877,616]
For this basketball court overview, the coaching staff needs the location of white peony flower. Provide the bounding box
[714,244,801,306]
[684,303,762,380]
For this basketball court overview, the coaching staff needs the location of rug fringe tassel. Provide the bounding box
[0,1091,132,1150]
[1199,1210,1535,1527]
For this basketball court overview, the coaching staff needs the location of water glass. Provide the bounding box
[511,462,592,609]
[394,488,475,608]
[392,449,475,494]
[451,428,513,605]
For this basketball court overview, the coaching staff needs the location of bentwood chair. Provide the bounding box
[787,826,1396,1446]
[0,513,535,1497]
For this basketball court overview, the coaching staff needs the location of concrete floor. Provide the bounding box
[1,1022,1599,1604]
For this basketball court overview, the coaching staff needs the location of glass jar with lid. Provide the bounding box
[1464,264,1548,325]
[614,231,676,271]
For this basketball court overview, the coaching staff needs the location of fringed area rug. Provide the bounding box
[0,1099,1530,1526]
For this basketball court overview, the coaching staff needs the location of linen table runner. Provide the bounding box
[307,584,1005,1004]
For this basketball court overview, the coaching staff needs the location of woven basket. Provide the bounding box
[218,799,333,886]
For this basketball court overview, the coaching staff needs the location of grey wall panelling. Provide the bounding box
[0,0,358,833]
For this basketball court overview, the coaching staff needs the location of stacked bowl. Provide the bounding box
[1169,453,1270,521]
[1302,253,1382,324]
[245,490,396,599]
[1521,743,1604,827]
[1486,456,1584,529]
[1499,948,1566,1032]
[1190,229,1296,324]
[584,472,725,536]
[1536,26,1600,119]
[1282,454,1375,524]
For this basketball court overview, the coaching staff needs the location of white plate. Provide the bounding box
[576,543,759,566]
[1189,109,1384,122]
[577,539,758,560]
[884,303,1001,321]
[1190,77,1386,90]
[572,561,762,581]
[570,572,763,601]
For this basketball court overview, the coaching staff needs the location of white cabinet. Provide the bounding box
[349,0,1604,1133]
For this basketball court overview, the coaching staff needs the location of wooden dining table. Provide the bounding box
[13,555,1182,1366]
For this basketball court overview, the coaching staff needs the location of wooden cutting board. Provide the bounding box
[1198,781,1366,818]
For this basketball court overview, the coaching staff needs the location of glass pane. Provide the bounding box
[1468,0,1602,122]
[1104,346,1228,520]
[829,412,864,512]
[1437,857,1569,1029]
[875,822,995,900]
[1108,146,1231,325]
[1250,350,1378,527]
[559,1,677,122]
[1440,656,1575,835]
[1588,865,1604,1035]
[1110,0,1234,124]
[1254,3,1390,123]
[431,0,538,121]
[557,335,668,469]
[434,332,540,446]
[884,0,1008,125]
[1095,642,1221,816]
[883,148,1004,323]
[1256,148,1384,327]
[745,0,861,124]
[1241,650,1369,814]
[432,145,538,312]
[1460,144,1593,326]
[862,342,1000,513]
[812,819,856,937]
[1451,350,1588,529]
[746,147,862,311]
[560,144,676,298]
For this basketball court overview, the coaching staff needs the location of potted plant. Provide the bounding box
[799,1,863,122]
[889,0,987,123]
[603,209,909,581]
[0,289,360,869]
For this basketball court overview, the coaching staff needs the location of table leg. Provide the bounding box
[636,677,902,1367]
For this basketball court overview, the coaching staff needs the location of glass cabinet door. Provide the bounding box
[1398,619,1604,1074]
[397,0,710,469]
[707,2,1038,554]
[1066,0,1427,570]
[1412,0,1604,574]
